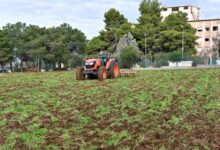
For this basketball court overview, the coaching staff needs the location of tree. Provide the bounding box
[24,25,47,71]
[104,8,128,31]
[3,22,27,71]
[86,36,108,53]
[160,12,197,54]
[119,46,140,68]
[43,27,58,70]
[96,9,131,52]
[134,0,162,52]
[1,22,87,71]
[87,8,131,54]
[56,23,87,69]
[58,23,87,54]
[0,30,12,70]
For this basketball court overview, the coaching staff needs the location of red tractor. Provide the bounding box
[76,58,120,81]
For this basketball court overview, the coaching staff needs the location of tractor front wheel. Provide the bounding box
[76,66,85,80]
[98,67,107,81]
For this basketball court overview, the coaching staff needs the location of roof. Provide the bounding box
[163,5,200,10]
[188,18,220,22]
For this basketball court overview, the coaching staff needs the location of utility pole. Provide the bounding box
[182,26,184,61]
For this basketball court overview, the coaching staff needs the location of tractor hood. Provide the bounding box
[85,59,100,63]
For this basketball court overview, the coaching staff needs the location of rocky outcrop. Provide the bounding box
[113,32,139,57]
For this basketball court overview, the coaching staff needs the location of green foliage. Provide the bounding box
[0,30,12,69]
[138,0,162,26]
[160,12,197,53]
[86,36,108,53]
[1,22,87,71]
[161,12,194,32]
[80,116,92,125]
[68,53,84,68]
[99,24,133,50]
[87,1,198,60]
[96,105,111,116]
[166,51,183,61]
[19,128,47,145]
[3,22,27,68]
[119,46,140,68]
[134,0,162,52]
[87,8,131,53]
[168,116,181,125]
[104,8,128,31]
[107,130,131,146]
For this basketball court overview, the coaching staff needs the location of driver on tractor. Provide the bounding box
[99,50,107,66]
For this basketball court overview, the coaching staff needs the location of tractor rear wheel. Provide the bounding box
[76,66,85,80]
[98,67,107,81]
[109,63,120,79]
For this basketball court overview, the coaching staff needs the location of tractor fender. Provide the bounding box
[107,59,118,71]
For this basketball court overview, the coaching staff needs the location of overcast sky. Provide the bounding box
[0,0,219,39]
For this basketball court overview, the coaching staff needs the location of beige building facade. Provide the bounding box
[189,19,220,59]
[161,5,220,61]
[161,5,200,21]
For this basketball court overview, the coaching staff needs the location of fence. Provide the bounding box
[136,55,220,68]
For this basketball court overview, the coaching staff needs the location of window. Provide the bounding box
[205,38,210,42]
[163,8,167,11]
[172,7,179,11]
[213,26,218,31]
[197,28,203,32]
[205,27,210,31]
[184,6,188,10]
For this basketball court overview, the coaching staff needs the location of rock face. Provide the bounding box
[114,32,139,57]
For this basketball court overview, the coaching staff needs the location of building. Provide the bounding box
[161,5,220,63]
[188,19,220,60]
[161,5,200,21]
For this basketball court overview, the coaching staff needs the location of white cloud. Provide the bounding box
[0,0,219,39]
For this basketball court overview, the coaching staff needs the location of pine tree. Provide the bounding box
[160,12,197,54]
[87,8,130,52]
[104,8,128,31]
[0,30,12,70]
[134,0,162,53]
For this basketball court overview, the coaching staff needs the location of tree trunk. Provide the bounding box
[58,62,62,70]
[1,64,4,70]
[53,63,56,70]
[38,59,42,72]
[20,60,24,72]
[10,62,13,72]
[45,62,48,72]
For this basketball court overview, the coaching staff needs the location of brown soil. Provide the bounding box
[14,138,30,150]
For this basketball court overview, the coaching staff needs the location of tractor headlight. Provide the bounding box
[85,62,95,66]
[89,62,94,65]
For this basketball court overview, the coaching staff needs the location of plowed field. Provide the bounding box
[0,69,220,149]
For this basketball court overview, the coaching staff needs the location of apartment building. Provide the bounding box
[161,5,200,21]
[161,5,220,60]
[188,19,220,58]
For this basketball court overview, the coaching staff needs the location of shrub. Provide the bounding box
[119,46,140,68]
